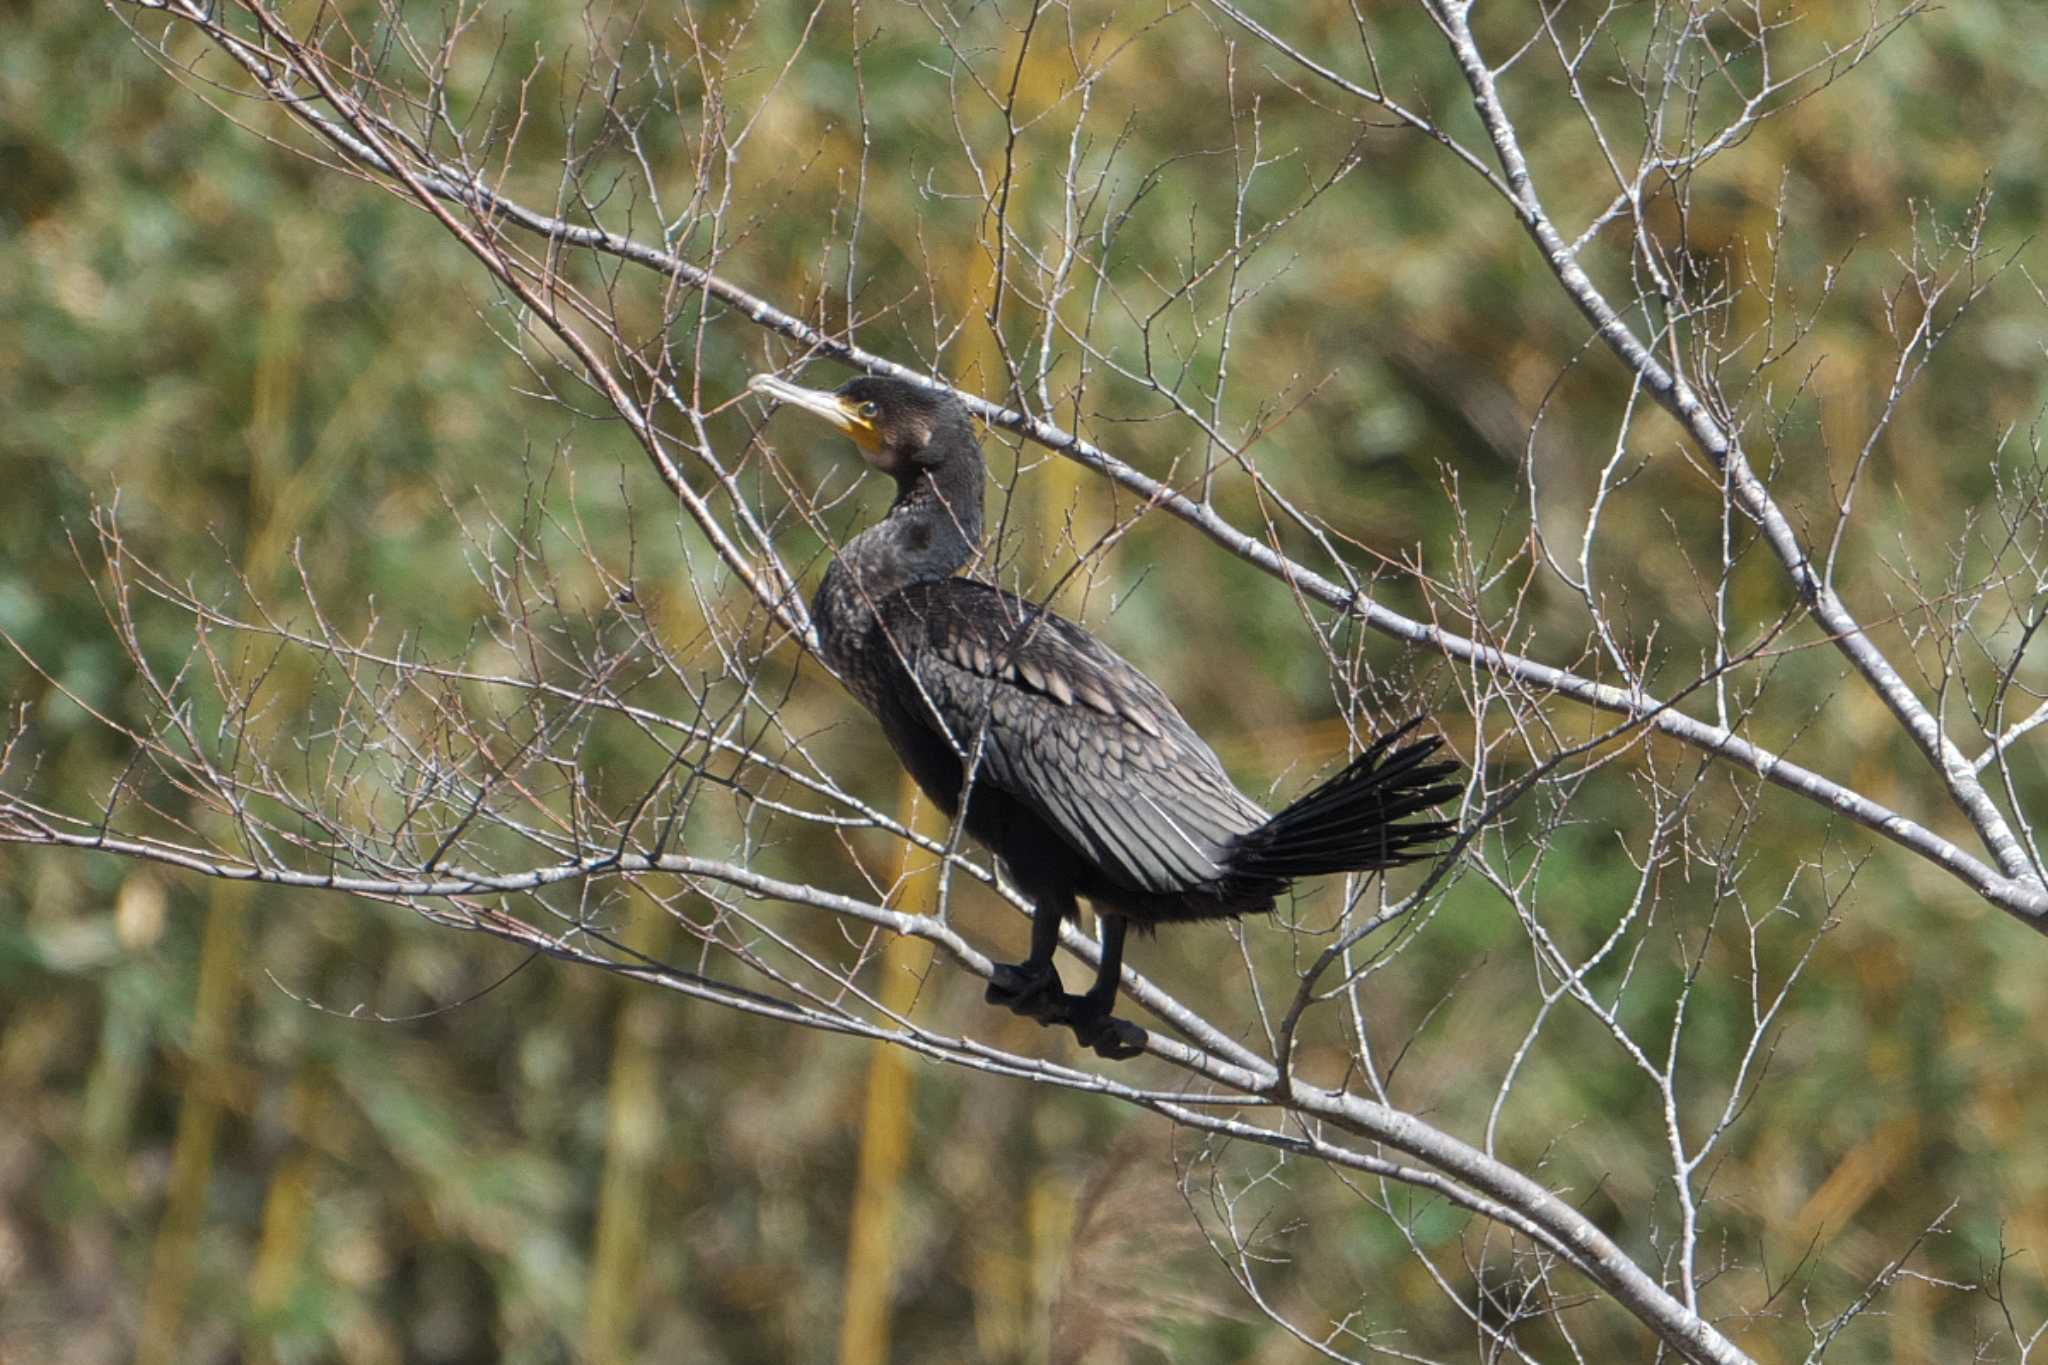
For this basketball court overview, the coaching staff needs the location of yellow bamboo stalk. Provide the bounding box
[1789,1113,1920,1246]
[1032,412,1096,616]
[137,877,250,1365]
[837,771,941,1365]
[245,1075,332,1363]
[1028,1173,1077,1365]
[585,893,675,1364]
[226,257,326,1364]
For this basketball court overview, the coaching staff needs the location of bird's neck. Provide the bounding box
[814,455,985,670]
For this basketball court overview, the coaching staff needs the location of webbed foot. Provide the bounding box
[1069,1006,1147,1061]
[986,962,1068,1022]
[990,962,1146,1058]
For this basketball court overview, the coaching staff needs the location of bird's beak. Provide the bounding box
[748,373,881,453]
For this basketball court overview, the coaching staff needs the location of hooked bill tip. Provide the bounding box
[747,373,825,407]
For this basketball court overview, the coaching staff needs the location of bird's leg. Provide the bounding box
[985,888,1069,1023]
[1065,914,1147,1061]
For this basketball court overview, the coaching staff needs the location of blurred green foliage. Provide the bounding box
[5,1,2048,1362]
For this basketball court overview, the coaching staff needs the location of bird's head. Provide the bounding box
[748,372,976,480]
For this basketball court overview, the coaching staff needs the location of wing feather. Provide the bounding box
[876,579,1262,895]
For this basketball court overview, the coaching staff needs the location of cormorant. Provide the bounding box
[750,371,1458,1059]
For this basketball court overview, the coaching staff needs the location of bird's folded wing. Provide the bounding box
[878,580,1262,896]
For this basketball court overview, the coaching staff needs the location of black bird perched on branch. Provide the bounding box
[750,371,1459,1059]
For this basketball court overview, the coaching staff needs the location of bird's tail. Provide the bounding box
[1225,717,1460,884]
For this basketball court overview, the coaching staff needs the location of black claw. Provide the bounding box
[1070,1009,1147,1060]
[986,962,1066,1021]
[991,963,1145,1056]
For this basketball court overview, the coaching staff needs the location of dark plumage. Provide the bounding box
[750,371,1459,1058]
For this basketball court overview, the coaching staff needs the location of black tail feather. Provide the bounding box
[1225,717,1460,883]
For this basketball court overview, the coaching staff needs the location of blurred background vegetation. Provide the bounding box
[4,0,2048,1361]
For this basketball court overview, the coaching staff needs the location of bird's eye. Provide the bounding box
[859,401,880,420]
